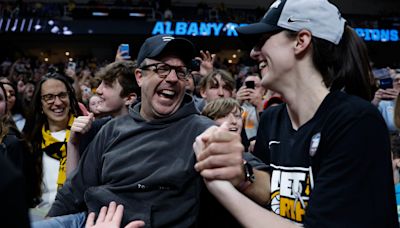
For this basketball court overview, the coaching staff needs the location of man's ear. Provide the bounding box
[135,68,143,87]
[124,93,137,106]
[294,29,312,55]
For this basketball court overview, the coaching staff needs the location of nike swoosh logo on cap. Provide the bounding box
[287,17,310,23]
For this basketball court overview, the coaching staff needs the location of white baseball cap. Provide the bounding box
[236,0,346,45]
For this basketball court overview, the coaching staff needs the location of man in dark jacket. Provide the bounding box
[32,35,266,228]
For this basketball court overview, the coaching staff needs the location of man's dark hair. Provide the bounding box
[199,69,236,92]
[96,61,140,97]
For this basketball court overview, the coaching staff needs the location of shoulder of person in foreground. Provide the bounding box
[0,152,30,228]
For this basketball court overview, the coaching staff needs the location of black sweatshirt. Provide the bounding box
[253,91,399,227]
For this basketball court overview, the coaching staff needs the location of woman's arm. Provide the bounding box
[206,180,298,228]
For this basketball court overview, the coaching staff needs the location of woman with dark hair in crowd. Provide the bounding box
[0,82,39,208]
[24,72,83,211]
[0,77,27,131]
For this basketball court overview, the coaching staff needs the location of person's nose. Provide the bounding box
[218,87,224,96]
[53,96,63,105]
[229,113,237,125]
[250,48,262,61]
[96,83,103,95]
[165,69,179,82]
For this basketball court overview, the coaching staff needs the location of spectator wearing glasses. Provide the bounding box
[34,35,255,228]
[24,72,83,214]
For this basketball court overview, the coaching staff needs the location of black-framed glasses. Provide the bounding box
[140,62,189,80]
[41,92,69,104]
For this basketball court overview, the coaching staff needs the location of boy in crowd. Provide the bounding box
[66,61,139,175]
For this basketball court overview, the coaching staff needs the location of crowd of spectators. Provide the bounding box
[1,0,400,227]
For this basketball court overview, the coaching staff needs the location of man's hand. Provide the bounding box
[372,88,399,106]
[197,50,215,76]
[194,121,245,186]
[86,202,145,228]
[236,86,249,104]
[69,113,95,145]
[237,86,263,110]
[115,44,131,62]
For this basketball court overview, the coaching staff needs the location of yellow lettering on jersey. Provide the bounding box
[280,197,307,222]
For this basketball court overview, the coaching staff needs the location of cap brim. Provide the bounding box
[236,23,282,50]
[236,22,281,36]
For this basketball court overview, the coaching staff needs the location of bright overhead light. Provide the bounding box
[92,12,108,16]
[51,26,59,33]
[34,24,42,30]
[65,52,70,56]
[129,12,146,17]
[63,30,72,35]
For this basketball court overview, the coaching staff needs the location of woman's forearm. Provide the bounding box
[206,180,299,228]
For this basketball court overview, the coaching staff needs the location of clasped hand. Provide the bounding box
[193,121,245,186]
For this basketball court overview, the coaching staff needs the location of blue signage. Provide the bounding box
[355,28,399,42]
[152,21,400,42]
[152,21,247,37]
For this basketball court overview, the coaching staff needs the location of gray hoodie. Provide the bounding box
[48,95,214,227]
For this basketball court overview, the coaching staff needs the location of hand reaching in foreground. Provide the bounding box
[86,201,145,228]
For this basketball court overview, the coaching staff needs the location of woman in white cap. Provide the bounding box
[193,0,399,227]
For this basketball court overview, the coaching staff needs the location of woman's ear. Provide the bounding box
[294,29,312,55]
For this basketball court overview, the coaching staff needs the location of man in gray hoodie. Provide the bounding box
[33,35,267,228]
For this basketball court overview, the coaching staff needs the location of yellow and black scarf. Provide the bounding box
[41,115,75,189]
